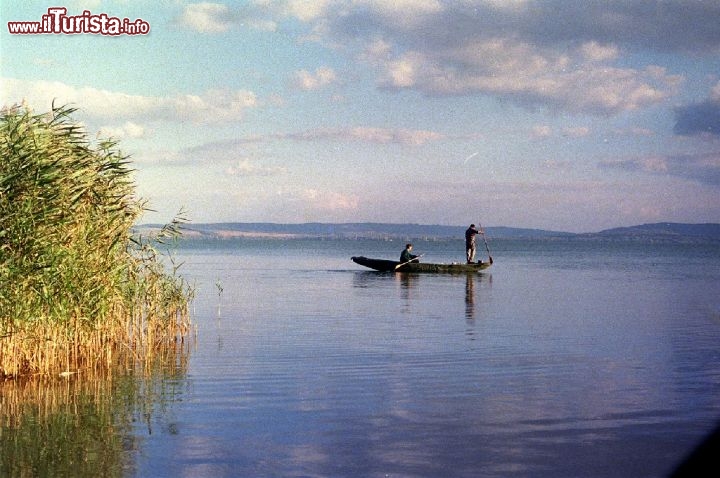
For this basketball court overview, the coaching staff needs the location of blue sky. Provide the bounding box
[2,0,720,232]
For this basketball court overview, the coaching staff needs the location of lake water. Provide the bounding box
[3,238,720,477]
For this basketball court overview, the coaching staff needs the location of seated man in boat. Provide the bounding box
[400,243,420,263]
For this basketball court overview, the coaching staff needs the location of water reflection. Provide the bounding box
[0,346,190,477]
[351,270,492,325]
[465,273,476,320]
[464,272,492,321]
[351,270,394,288]
[397,272,418,302]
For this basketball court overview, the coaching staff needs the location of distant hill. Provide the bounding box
[144,222,570,240]
[596,223,720,238]
[136,221,720,243]
[574,222,720,243]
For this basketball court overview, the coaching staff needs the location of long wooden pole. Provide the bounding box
[394,253,425,271]
[478,224,493,264]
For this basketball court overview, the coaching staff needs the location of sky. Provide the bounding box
[2,0,720,232]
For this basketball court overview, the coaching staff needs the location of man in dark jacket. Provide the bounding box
[400,243,419,263]
[465,224,481,263]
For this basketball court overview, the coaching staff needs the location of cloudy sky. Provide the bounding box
[2,0,720,232]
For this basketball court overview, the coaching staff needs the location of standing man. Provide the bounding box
[465,224,481,263]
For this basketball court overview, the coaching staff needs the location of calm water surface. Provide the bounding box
[129,238,720,477]
[4,238,720,477]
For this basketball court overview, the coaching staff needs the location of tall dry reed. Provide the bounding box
[0,104,193,379]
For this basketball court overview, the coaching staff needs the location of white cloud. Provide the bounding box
[280,0,333,22]
[275,126,444,145]
[360,38,393,63]
[531,125,552,139]
[531,125,590,140]
[353,0,444,28]
[637,156,669,173]
[1,78,257,124]
[262,1,692,115]
[349,126,443,145]
[177,1,279,32]
[357,0,443,15]
[613,127,655,137]
[302,189,359,211]
[384,54,420,88]
[280,0,444,25]
[561,126,590,138]
[482,0,529,11]
[178,2,233,33]
[600,152,720,186]
[226,158,287,176]
[98,121,147,139]
[294,67,337,90]
[580,41,619,62]
[372,39,680,114]
[70,0,102,10]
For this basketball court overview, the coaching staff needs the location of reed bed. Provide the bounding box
[0,104,193,380]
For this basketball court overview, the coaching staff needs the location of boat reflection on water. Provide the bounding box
[465,272,476,320]
[351,268,492,322]
[465,272,492,321]
[397,271,417,300]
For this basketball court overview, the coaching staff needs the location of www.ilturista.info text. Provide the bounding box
[7,8,149,35]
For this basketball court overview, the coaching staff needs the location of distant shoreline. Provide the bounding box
[135,222,720,244]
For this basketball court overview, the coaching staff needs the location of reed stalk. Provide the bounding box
[1,104,193,380]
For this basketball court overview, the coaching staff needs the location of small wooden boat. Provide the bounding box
[351,256,492,273]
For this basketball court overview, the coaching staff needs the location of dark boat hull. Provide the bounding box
[351,256,492,273]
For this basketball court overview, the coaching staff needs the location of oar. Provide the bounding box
[478,224,493,264]
[394,253,425,271]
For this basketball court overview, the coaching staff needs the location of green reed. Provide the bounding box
[0,104,193,379]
